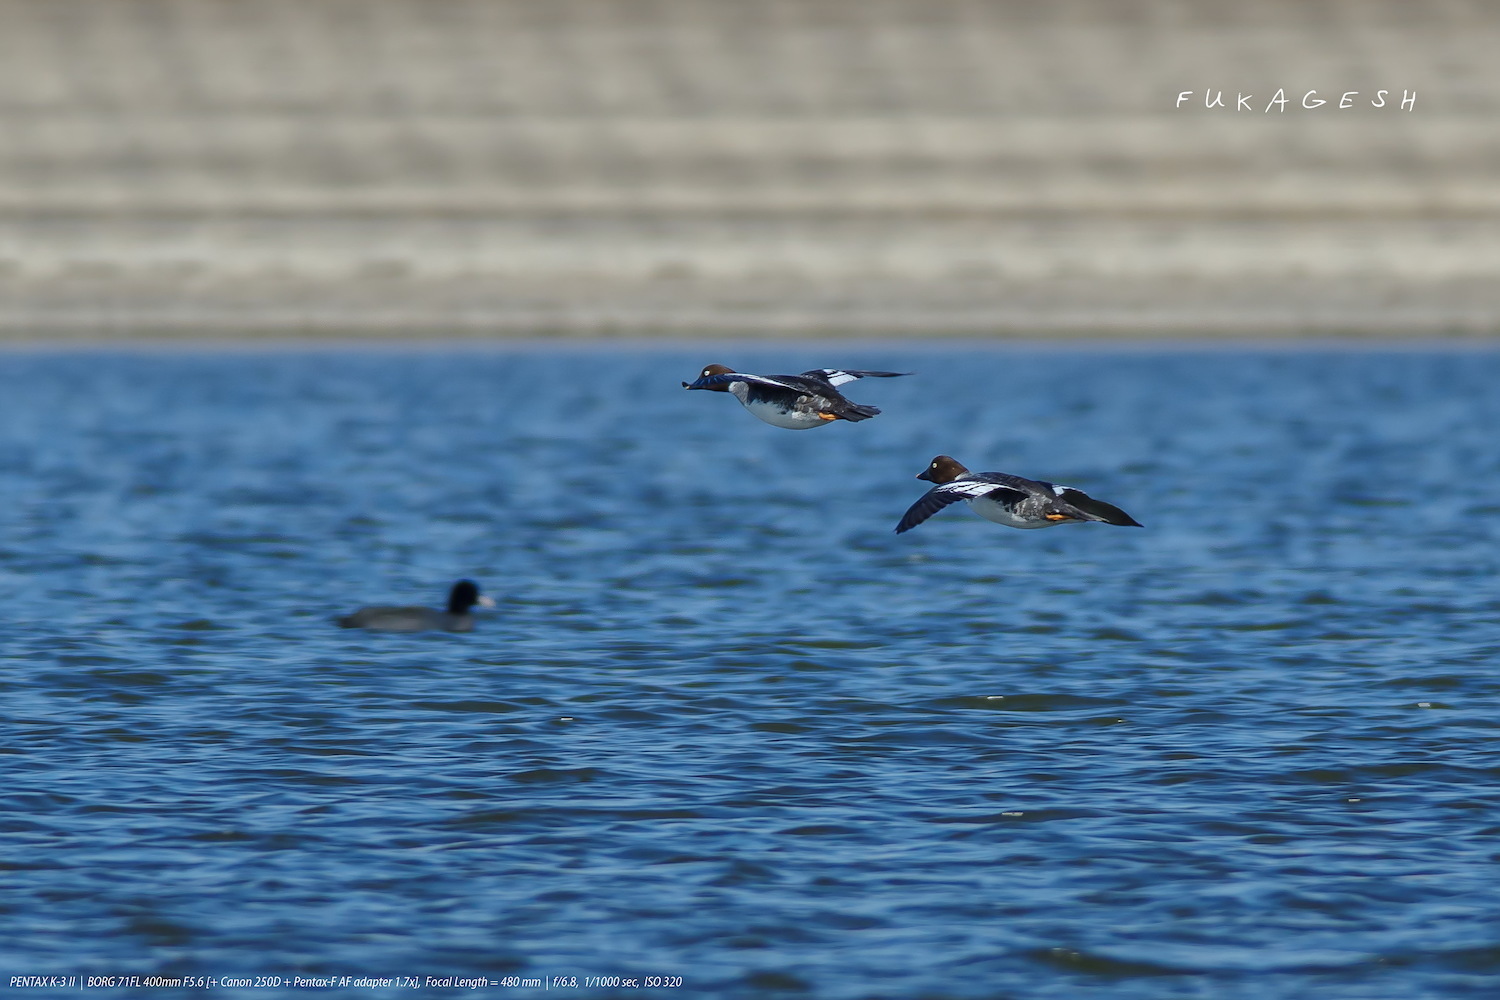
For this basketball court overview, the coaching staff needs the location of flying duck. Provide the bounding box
[336,579,496,632]
[683,364,909,429]
[896,455,1142,534]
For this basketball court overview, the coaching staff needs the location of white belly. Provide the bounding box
[968,496,1058,529]
[739,395,826,429]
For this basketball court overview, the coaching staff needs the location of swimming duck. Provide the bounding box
[683,364,909,428]
[896,455,1142,534]
[336,579,496,632]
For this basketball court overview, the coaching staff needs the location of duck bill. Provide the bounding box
[916,470,935,482]
[683,376,729,392]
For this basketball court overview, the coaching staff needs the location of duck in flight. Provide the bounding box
[683,364,909,429]
[896,455,1142,534]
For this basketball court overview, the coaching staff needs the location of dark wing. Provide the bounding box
[973,471,1048,493]
[895,481,1027,534]
[800,368,911,387]
[689,371,806,392]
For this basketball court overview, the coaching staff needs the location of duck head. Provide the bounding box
[916,455,970,484]
[683,363,737,391]
[447,580,497,614]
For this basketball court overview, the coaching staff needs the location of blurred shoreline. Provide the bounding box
[2,0,1496,340]
[5,336,1500,356]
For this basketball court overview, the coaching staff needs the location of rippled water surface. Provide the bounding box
[4,343,1500,999]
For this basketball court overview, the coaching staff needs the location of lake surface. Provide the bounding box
[3,343,1499,999]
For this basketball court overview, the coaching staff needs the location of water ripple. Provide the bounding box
[2,346,1500,998]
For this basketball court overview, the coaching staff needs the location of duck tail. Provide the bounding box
[835,402,881,422]
[1069,496,1142,527]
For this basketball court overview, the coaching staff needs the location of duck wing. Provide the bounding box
[801,369,911,387]
[689,370,806,392]
[895,481,1028,534]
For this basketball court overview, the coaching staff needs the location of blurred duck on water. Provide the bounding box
[337,580,495,633]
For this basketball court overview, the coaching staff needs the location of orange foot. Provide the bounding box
[1044,512,1073,521]
[817,412,839,421]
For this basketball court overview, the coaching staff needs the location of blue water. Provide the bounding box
[3,343,1499,999]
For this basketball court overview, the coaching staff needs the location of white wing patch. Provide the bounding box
[941,480,1011,499]
[741,373,804,391]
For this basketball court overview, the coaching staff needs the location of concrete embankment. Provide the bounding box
[0,0,1495,339]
